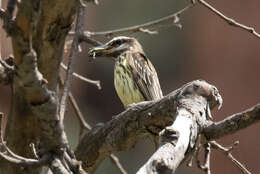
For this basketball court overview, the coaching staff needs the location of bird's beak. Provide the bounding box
[88,44,112,59]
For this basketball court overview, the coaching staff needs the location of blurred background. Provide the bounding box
[1,0,260,173]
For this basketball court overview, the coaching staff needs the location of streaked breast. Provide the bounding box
[114,62,145,107]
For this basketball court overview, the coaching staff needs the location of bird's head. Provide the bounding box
[89,36,144,59]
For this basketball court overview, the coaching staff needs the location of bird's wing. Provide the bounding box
[127,52,163,101]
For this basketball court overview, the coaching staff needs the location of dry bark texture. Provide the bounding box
[1,0,77,173]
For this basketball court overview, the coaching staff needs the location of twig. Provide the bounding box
[210,141,251,174]
[70,4,193,38]
[30,143,39,159]
[0,114,50,167]
[64,152,87,174]
[60,63,101,89]
[59,77,128,174]
[197,0,260,39]
[0,151,49,167]
[59,3,84,122]
[59,77,92,133]
[109,154,128,174]
[199,143,211,174]
[78,33,103,46]
[69,91,128,174]
[192,137,211,174]
[68,92,92,134]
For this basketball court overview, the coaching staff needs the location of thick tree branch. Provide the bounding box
[137,80,221,174]
[203,103,260,141]
[137,109,196,174]
[75,80,222,173]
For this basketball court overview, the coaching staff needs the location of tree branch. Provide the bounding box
[60,63,101,90]
[137,80,222,174]
[71,4,193,38]
[75,80,222,173]
[137,109,196,174]
[60,3,85,122]
[196,143,211,174]
[210,141,251,174]
[0,114,51,168]
[59,76,127,174]
[197,0,260,39]
[78,34,103,46]
[203,103,260,141]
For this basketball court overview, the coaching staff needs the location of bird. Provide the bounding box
[89,36,163,148]
[89,36,163,106]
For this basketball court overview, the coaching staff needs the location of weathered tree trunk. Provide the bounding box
[1,0,77,173]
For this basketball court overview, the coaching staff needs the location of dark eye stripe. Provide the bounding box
[111,39,125,46]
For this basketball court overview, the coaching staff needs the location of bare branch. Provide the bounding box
[197,0,260,39]
[60,4,85,122]
[137,79,222,174]
[70,4,193,38]
[109,154,128,174]
[78,35,103,46]
[0,115,50,167]
[59,77,92,132]
[203,103,260,140]
[210,141,251,174]
[60,63,101,90]
[196,143,211,174]
[75,80,222,173]
[63,152,87,174]
[59,77,128,174]
[68,90,128,174]
[0,151,50,168]
[49,158,72,174]
[137,109,196,174]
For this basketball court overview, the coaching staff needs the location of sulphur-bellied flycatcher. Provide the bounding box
[89,36,163,107]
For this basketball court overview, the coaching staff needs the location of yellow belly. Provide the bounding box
[114,65,145,107]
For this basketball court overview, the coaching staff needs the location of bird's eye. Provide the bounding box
[111,40,123,46]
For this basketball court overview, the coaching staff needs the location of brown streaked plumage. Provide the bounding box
[89,36,163,107]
